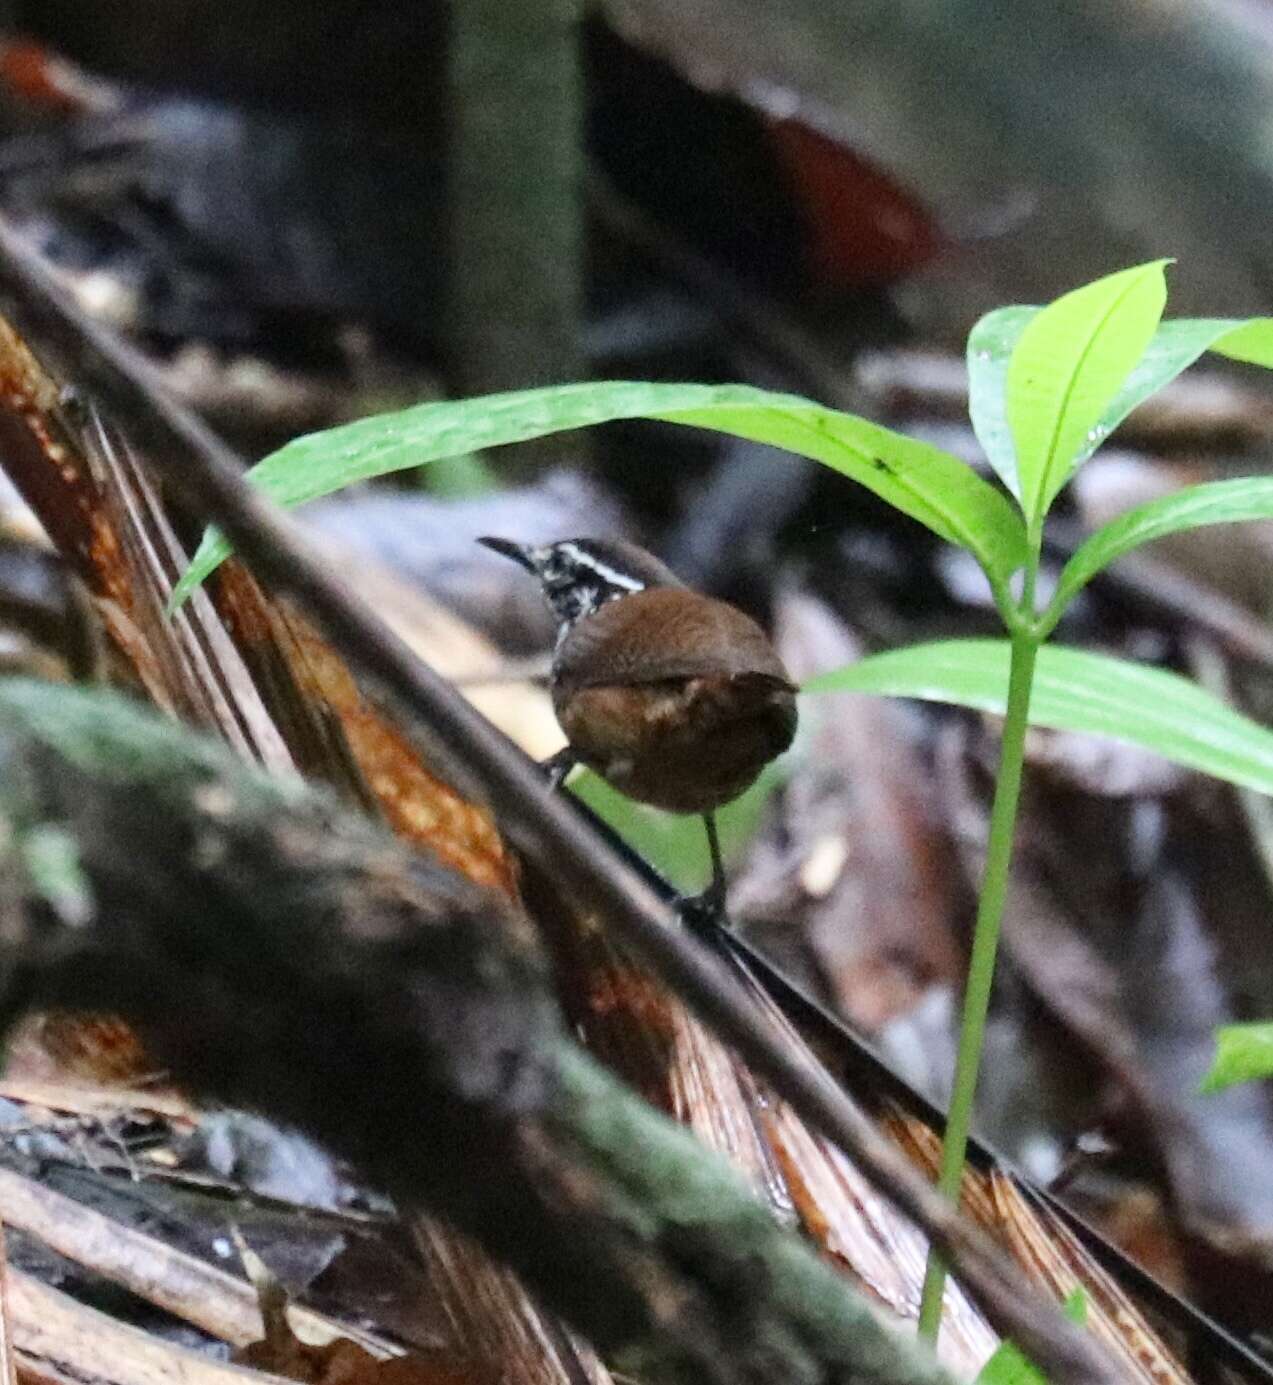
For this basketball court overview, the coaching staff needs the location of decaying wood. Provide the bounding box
[0,677,958,1385]
[213,565,519,896]
[726,959,1195,1385]
[0,1225,14,1385]
[0,232,605,1385]
[0,1165,400,1359]
[0,212,1118,1385]
[0,1078,195,1122]
[0,237,601,1383]
[8,1265,268,1385]
[722,934,1273,1384]
[0,311,292,767]
[532,886,1001,1379]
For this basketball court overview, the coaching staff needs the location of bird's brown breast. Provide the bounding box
[552,588,797,813]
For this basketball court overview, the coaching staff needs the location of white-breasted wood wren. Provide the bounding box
[478,535,797,915]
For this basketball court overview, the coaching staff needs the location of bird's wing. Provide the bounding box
[555,589,794,693]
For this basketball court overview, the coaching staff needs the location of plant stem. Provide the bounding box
[917,622,1040,1341]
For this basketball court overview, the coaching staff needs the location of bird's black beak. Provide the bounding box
[477,536,537,573]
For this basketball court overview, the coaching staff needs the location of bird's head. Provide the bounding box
[478,536,681,629]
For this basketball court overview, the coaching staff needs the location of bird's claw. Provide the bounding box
[540,747,578,791]
[676,885,731,938]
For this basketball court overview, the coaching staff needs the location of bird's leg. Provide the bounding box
[703,811,727,909]
[678,812,730,935]
[539,746,578,791]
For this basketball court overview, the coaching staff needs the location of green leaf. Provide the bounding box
[1006,262,1169,526]
[569,761,784,893]
[170,381,1027,608]
[1108,318,1247,415]
[418,449,500,498]
[662,397,1028,584]
[968,312,1273,511]
[1209,318,1273,368]
[1200,1022,1273,1093]
[1049,476,1273,622]
[1089,315,1273,430]
[967,304,1039,503]
[975,1291,1087,1384]
[805,640,1273,795]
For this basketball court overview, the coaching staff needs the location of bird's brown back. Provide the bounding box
[553,587,794,698]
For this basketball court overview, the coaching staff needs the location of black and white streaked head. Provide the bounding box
[478,536,682,632]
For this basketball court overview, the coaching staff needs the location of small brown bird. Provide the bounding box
[478,536,797,916]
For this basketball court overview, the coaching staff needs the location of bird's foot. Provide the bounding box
[676,883,731,939]
[539,747,578,791]
[681,811,732,937]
